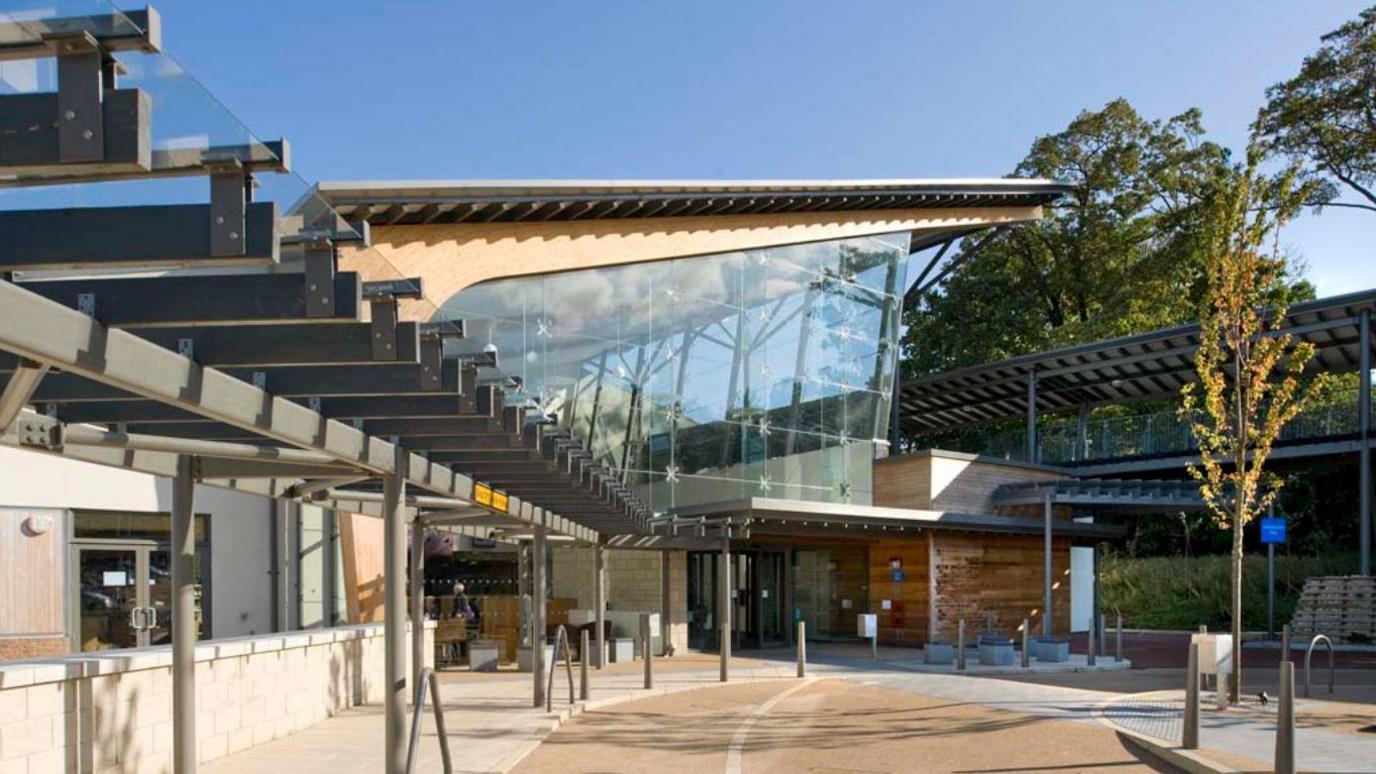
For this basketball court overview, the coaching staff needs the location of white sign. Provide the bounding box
[881,599,892,610]
[856,613,877,638]
[102,571,128,587]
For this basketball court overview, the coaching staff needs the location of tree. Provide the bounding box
[902,100,1234,378]
[1255,6,1376,214]
[1180,151,1328,704]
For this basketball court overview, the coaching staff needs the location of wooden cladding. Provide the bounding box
[874,451,1063,514]
[930,532,1070,641]
[867,535,931,646]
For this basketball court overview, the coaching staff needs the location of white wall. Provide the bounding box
[0,447,277,643]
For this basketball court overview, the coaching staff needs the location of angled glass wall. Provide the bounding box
[437,232,910,511]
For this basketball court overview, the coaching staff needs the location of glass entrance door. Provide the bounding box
[76,547,144,651]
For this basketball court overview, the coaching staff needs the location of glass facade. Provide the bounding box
[436,232,910,512]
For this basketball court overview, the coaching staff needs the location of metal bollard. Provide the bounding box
[796,620,806,678]
[641,613,653,690]
[580,629,590,700]
[1099,613,1107,658]
[1115,612,1123,662]
[957,619,966,672]
[1184,642,1200,749]
[1021,618,1030,668]
[1281,623,1291,664]
[1276,660,1295,774]
[1087,621,1096,667]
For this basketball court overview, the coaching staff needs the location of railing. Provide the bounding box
[1304,634,1335,698]
[545,625,576,713]
[405,667,453,774]
[969,389,1368,466]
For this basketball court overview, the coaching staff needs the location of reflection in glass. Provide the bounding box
[436,233,910,512]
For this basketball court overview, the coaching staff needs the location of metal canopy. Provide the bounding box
[992,479,1206,512]
[315,178,1071,231]
[900,288,1376,434]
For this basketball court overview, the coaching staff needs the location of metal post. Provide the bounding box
[957,619,966,672]
[410,516,425,693]
[660,551,671,657]
[641,613,653,689]
[1099,613,1108,658]
[1184,642,1200,750]
[1115,612,1123,662]
[1092,542,1103,655]
[1087,619,1096,667]
[1042,493,1053,637]
[594,544,606,669]
[1026,371,1038,462]
[720,534,731,682]
[533,523,547,708]
[1268,542,1276,640]
[579,629,589,700]
[1281,623,1291,664]
[796,621,806,678]
[1021,618,1030,668]
[383,452,407,774]
[1276,660,1296,774]
[1360,309,1371,576]
[171,455,197,774]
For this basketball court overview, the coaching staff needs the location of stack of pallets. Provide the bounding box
[1288,575,1376,643]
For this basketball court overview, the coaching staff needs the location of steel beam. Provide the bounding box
[219,360,459,396]
[18,272,362,327]
[0,8,162,61]
[0,89,149,177]
[171,454,197,774]
[0,359,48,432]
[0,203,279,269]
[130,322,422,367]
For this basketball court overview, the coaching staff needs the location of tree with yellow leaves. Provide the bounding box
[1181,149,1327,705]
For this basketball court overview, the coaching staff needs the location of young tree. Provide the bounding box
[1180,151,1327,704]
[1255,5,1376,214]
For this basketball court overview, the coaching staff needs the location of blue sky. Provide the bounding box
[153,0,1373,298]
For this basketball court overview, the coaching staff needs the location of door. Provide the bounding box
[76,547,145,651]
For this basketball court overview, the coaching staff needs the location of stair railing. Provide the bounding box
[1304,634,1335,698]
[545,624,576,712]
[405,667,453,774]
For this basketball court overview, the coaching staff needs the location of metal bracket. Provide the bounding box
[302,232,337,318]
[46,31,104,163]
[370,297,399,361]
[308,397,322,412]
[251,371,267,390]
[208,160,249,257]
[16,418,63,450]
[76,292,96,317]
[177,338,194,359]
[419,338,443,391]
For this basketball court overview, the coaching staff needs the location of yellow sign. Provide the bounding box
[473,483,492,506]
[491,491,509,513]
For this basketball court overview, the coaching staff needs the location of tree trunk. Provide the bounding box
[1230,504,1244,705]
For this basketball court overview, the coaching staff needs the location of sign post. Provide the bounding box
[1260,508,1287,639]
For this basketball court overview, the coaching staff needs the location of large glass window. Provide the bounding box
[436,232,910,512]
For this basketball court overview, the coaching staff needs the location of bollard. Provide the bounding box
[1184,642,1200,749]
[1275,660,1295,774]
[641,613,653,690]
[957,619,966,672]
[1087,621,1096,667]
[796,620,806,678]
[1281,623,1291,665]
[1021,618,1030,668]
[1199,623,1208,634]
[1099,613,1108,658]
[1115,612,1123,662]
[579,629,590,700]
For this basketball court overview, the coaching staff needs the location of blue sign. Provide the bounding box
[891,570,906,583]
[1260,517,1287,545]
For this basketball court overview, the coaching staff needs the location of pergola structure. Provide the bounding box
[897,289,1376,576]
[0,7,656,771]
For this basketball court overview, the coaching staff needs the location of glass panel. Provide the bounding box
[77,548,139,651]
[145,549,206,645]
[73,510,208,542]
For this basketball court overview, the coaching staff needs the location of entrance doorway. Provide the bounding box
[686,548,787,651]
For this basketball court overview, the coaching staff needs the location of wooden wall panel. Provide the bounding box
[339,511,385,624]
[0,508,65,636]
[872,456,933,509]
[874,452,1065,515]
[866,534,931,646]
[341,205,1042,320]
[930,532,1070,642]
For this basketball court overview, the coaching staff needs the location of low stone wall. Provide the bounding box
[0,623,433,773]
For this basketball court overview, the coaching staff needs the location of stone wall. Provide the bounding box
[550,547,689,655]
[0,636,68,662]
[0,623,432,773]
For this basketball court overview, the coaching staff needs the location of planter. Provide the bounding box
[517,643,556,672]
[978,639,1016,666]
[1035,637,1070,663]
[924,641,956,665]
[608,637,636,663]
[470,640,501,672]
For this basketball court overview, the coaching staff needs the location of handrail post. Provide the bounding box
[545,625,576,713]
[1184,642,1200,750]
[1305,634,1335,698]
[579,629,590,700]
[641,613,653,690]
[1021,618,1030,668]
[796,620,806,678]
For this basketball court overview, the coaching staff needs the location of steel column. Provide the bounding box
[0,359,47,433]
[720,535,731,682]
[383,450,407,774]
[594,544,606,669]
[1043,493,1052,637]
[410,514,425,692]
[660,551,671,656]
[1360,309,1371,576]
[1026,371,1038,463]
[171,455,197,773]
[532,521,547,707]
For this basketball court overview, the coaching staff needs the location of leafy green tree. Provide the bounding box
[1255,6,1376,214]
[903,100,1234,377]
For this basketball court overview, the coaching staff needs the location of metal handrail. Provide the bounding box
[545,624,576,712]
[405,667,453,774]
[1304,634,1335,698]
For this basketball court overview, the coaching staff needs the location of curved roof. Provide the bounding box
[314,178,1071,228]
[900,288,1376,434]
